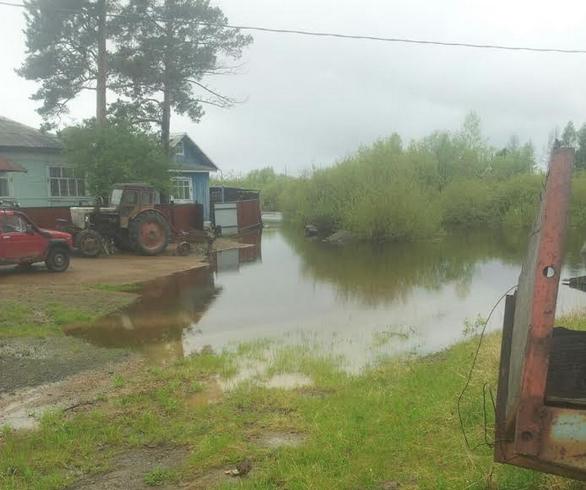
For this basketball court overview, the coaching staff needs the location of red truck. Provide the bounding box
[0,207,73,272]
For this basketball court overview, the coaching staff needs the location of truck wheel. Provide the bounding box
[129,210,170,256]
[77,230,103,258]
[46,247,70,273]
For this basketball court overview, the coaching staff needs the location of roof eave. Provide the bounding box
[0,145,63,152]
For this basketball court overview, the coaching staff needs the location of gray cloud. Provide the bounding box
[1,0,586,174]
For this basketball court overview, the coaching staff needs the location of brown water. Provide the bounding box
[67,227,586,370]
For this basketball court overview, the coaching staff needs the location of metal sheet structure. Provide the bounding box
[214,202,239,235]
[494,147,586,479]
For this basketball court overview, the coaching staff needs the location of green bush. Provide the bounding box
[276,116,543,240]
[219,116,586,242]
[571,171,586,229]
[440,179,497,228]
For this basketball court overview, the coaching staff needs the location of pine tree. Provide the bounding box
[110,0,253,153]
[561,121,578,147]
[18,0,111,127]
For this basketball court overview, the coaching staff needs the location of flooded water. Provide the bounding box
[67,227,586,371]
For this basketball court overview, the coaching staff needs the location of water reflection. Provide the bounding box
[65,267,221,362]
[212,232,262,273]
[282,228,528,306]
[66,228,586,370]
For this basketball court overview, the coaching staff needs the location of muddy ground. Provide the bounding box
[0,337,131,394]
[0,356,143,430]
[0,252,207,286]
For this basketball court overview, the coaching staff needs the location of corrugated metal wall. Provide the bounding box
[22,206,71,229]
[237,199,262,232]
[21,204,204,233]
[157,203,203,232]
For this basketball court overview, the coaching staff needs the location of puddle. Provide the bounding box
[187,377,224,407]
[0,359,142,430]
[265,373,312,389]
[65,228,586,371]
[255,431,306,448]
[0,395,45,430]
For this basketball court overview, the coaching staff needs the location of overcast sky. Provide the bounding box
[1,0,586,174]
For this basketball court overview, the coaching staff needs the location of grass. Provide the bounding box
[144,467,179,486]
[0,284,136,338]
[0,301,96,338]
[3,321,586,489]
[92,282,144,294]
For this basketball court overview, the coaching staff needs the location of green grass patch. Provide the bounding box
[92,282,143,294]
[1,332,584,489]
[144,467,179,486]
[0,301,96,338]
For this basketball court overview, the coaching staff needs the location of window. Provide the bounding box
[49,167,86,198]
[0,214,27,233]
[172,177,192,202]
[175,141,185,157]
[0,174,9,198]
[122,190,138,205]
[110,189,123,206]
[142,191,154,206]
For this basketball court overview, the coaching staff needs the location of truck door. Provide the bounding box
[0,214,45,261]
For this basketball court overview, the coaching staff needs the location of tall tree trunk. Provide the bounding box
[161,5,174,155]
[161,86,171,155]
[96,0,107,126]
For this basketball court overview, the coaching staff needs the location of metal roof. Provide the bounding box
[0,116,62,150]
[0,156,27,173]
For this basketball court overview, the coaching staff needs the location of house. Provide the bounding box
[169,133,218,221]
[0,117,219,221]
[0,116,91,207]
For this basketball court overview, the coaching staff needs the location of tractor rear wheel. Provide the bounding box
[129,210,170,256]
[77,230,103,258]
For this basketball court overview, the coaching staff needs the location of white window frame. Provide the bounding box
[171,176,193,203]
[175,141,185,157]
[0,173,10,198]
[48,166,87,199]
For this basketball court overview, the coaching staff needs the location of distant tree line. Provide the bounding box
[227,114,586,242]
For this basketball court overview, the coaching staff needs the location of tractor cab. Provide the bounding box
[108,184,159,228]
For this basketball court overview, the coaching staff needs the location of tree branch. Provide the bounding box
[186,79,234,103]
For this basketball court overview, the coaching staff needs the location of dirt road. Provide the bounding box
[0,253,207,287]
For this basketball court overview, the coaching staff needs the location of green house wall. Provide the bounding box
[0,149,92,207]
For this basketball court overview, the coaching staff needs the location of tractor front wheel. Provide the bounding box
[129,211,170,256]
[77,230,103,258]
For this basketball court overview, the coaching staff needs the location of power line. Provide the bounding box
[1,0,586,55]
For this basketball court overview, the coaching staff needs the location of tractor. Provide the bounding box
[68,183,170,258]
